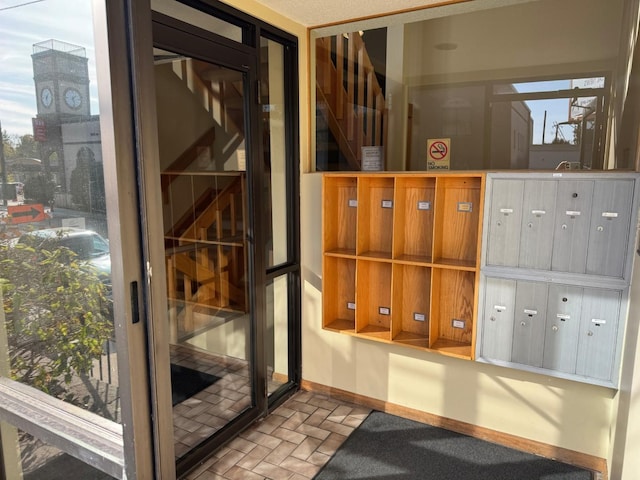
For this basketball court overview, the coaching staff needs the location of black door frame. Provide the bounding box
[150,6,300,477]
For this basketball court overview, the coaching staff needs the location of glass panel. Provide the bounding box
[314,0,621,171]
[267,274,289,395]
[316,30,388,171]
[153,49,252,460]
[261,37,288,267]
[0,0,118,421]
[490,97,598,170]
[407,85,486,171]
[1,422,116,479]
[151,0,243,43]
[493,77,605,95]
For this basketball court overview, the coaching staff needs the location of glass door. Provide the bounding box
[152,16,265,474]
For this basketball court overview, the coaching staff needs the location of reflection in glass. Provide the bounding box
[0,0,117,423]
[314,0,617,171]
[261,37,289,267]
[154,49,252,459]
[267,275,289,394]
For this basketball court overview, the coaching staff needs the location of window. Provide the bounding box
[313,0,622,171]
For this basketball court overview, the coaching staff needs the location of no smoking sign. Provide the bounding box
[427,138,451,170]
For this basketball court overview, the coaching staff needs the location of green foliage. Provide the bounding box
[23,173,56,205]
[13,134,39,160]
[69,147,106,213]
[0,238,113,399]
[1,129,15,159]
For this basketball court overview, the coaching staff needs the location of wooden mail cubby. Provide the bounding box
[322,172,485,360]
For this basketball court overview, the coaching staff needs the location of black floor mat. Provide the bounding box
[170,363,220,406]
[315,411,595,480]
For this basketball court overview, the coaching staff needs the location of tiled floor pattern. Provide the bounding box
[183,390,372,480]
[171,344,254,459]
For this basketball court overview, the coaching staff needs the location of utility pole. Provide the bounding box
[0,120,7,207]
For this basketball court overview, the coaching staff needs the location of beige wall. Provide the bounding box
[226,0,640,476]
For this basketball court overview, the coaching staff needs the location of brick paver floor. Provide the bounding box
[184,390,372,479]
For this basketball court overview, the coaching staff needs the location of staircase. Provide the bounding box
[157,57,249,332]
[316,33,388,170]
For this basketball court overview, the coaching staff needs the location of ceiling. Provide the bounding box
[251,0,474,27]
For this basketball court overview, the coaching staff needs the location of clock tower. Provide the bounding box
[32,39,92,192]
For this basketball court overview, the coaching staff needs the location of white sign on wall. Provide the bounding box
[361,146,384,171]
[427,138,451,170]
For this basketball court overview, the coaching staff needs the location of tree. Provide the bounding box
[23,173,56,205]
[69,147,106,212]
[2,129,16,160]
[0,237,113,401]
[14,134,39,159]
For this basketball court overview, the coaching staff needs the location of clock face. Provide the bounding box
[64,87,82,109]
[40,87,53,108]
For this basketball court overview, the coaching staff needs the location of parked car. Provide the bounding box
[14,227,111,291]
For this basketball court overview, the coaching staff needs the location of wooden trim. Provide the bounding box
[300,379,608,479]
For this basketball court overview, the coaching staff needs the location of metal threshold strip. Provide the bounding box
[0,377,124,479]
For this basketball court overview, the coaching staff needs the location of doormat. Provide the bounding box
[315,411,595,480]
[170,364,220,406]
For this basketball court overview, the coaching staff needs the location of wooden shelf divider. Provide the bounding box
[322,172,485,360]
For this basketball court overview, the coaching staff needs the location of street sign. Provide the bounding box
[7,204,48,224]
[32,118,47,142]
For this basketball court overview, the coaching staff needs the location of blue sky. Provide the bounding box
[513,79,602,144]
[0,0,98,136]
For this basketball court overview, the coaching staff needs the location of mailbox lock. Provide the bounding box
[597,225,604,232]
[527,222,533,228]
[552,325,559,332]
[496,221,502,227]
[572,192,578,198]
[562,297,568,302]
[521,321,527,326]
[490,316,496,322]
[562,224,568,230]
[588,331,594,336]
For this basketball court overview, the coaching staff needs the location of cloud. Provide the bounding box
[0,0,97,136]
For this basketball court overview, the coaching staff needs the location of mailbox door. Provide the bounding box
[543,285,582,373]
[576,288,621,381]
[586,180,634,278]
[551,180,594,274]
[512,281,548,367]
[481,277,516,361]
[486,180,524,267]
[518,180,557,270]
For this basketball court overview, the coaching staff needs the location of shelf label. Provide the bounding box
[348,199,357,208]
[493,305,506,312]
[523,309,538,315]
[347,302,356,310]
[381,200,393,209]
[499,208,514,214]
[379,306,390,315]
[457,202,473,213]
[451,318,465,329]
[552,173,563,177]
[531,209,546,216]
[592,318,606,325]
[602,212,618,218]
[413,312,426,322]
[566,210,581,216]
[556,313,571,321]
[417,201,431,211]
